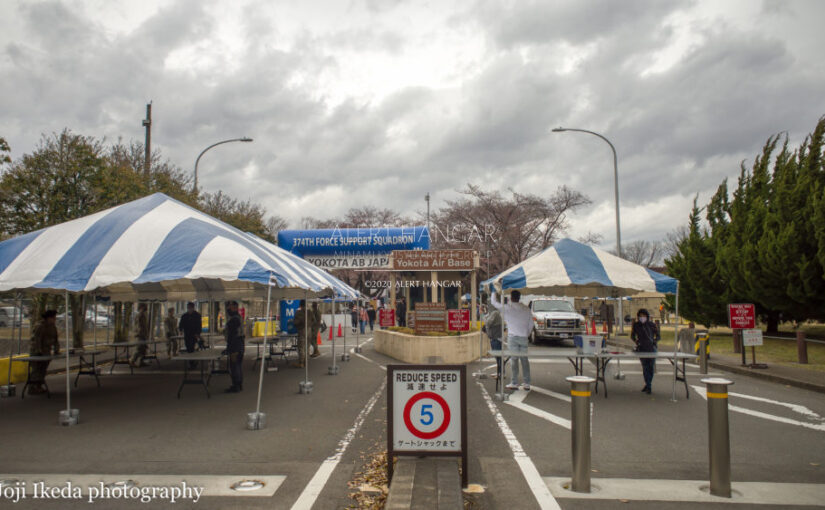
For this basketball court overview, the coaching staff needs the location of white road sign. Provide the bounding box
[742,328,764,347]
[391,367,463,452]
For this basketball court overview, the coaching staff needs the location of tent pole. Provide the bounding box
[59,290,78,425]
[670,282,680,402]
[329,299,338,375]
[299,291,313,394]
[499,288,506,401]
[2,294,20,396]
[254,274,272,417]
[65,291,70,411]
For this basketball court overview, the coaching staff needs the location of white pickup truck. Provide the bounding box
[528,297,585,344]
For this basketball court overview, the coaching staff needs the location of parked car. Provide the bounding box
[0,307,24,328]
[527,297,585,344]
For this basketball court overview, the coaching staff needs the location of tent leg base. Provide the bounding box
[341,353,350,362]
[59,409,79,426]
[299,380,314,394]
[0,384,16,398]
[328,365,340,375]
[247,412,266,430]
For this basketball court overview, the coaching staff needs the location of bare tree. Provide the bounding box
[577,231,604,245]
[615,239,663,268]
[663,225,689,260]
[430,184,590,276]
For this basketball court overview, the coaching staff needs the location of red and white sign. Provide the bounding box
[391,367,463,452]
[728,303,756,329]
[742,328,764,347]
[447,309,470,331]
[379,309,395,327]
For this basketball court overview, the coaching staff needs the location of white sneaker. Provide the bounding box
[522,384,531,391]
[505,383,519,390]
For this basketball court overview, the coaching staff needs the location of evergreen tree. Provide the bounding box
[665,199,728,327]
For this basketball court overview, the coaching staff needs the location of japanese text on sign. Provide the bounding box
[390,367,462,452]
[742,328,763,347]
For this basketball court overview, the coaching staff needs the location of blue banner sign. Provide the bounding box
[278,227,430,256]
[279,299,301,334]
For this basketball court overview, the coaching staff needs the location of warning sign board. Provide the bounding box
[742,328,763,347]
[728,303,756,329]
[387,365,467,486]
[379,309,395,327]
[448,309,470,331]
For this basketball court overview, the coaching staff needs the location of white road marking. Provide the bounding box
[477,381,563,510]
[691,385,825,432]
[544,476,825,505]
[725,390,824,421]
[528,385,571,403]
[290,379,386,510]
[349,338,386,371]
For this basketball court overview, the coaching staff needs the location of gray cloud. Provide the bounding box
[1,0,824,251]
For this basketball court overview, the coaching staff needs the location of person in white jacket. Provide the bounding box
[490,290,533,390]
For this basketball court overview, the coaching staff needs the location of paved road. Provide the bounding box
[1,333,823,508]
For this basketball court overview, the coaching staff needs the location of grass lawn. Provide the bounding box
[646,325,825,373]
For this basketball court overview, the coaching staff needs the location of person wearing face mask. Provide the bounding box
[631,308,659,394]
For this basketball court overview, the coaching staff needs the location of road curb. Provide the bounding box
[707,360,825,395]
[605,338,825,395]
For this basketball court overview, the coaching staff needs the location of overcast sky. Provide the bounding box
[1,0,824,249]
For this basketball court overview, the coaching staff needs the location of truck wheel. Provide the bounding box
[529,329,536,344]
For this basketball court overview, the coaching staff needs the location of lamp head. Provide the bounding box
[241,137,253,142]
[552,127,566,132]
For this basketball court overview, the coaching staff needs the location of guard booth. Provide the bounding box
[386,249,480,328]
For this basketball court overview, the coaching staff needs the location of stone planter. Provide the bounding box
[374,329,482,364]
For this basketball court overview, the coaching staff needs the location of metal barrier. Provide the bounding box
[567,375,595,493]
[702,377,733,498]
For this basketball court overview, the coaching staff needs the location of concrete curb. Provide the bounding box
[707,360,825,395]
[605,338,825,395]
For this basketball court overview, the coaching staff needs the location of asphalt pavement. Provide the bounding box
[1,332,823,509]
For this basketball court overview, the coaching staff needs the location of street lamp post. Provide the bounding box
[193,137,254,192]
[553,127,624,334]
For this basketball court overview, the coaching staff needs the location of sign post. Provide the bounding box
[742,328,766,368]
[727,304,766,368]
[728,303,753,366]
[387,365,468,487]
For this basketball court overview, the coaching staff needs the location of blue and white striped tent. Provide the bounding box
[482,238,678,297]
[0,193,358,301]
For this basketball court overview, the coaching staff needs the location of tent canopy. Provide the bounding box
[482,238,678,297]
[0,193,357,301]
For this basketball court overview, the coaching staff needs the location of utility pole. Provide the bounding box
[142,102,152,178]
[425,192,431,235]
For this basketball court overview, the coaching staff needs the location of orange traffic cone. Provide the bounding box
[317,331,322,346]
[328,326,333,340]
[590,319,597,335]
[337,323,343,337]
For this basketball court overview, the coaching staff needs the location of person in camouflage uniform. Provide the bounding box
[28,310,60,394]
[164,307,178,358]
[130,303,150,367]
[291,300,308,368]
[309,302,321,358]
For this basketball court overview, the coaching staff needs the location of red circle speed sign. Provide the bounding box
[402,391,451,440]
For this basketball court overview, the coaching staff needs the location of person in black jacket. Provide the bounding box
[631,308,660,394]
[367,306,376,332]
[224,301,245,393]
